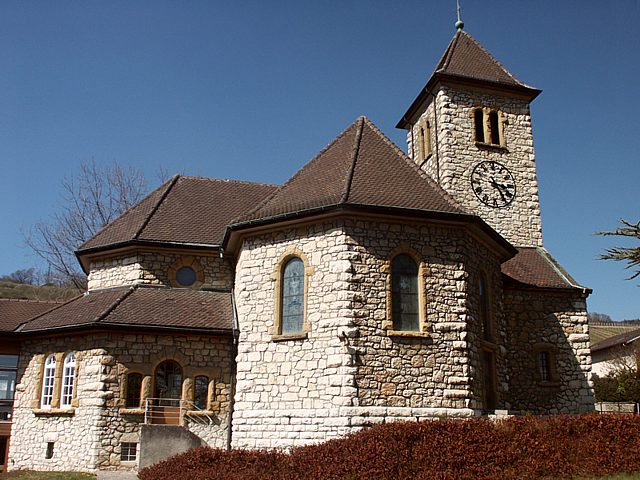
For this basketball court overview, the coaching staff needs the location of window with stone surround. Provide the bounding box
[194,375,209,410]
[478,273,494,341]
[271,248,313,340]
[534,345,559,385]
[125,373,142,408]
[417,119,432,163]
[473,107,504,147]
[168,256,205,289]
[391,254,420,331]
[60,353,76,408]
[40,354,56,409]
[384,248,428,336]
[121,442,137,462]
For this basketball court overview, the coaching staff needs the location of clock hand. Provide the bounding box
[490,179,507,203]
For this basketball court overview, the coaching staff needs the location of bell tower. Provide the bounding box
[397,25,544,247]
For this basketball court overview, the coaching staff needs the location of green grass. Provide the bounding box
[1,472,95,480]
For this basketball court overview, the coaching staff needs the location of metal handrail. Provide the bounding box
[144,398,214,425]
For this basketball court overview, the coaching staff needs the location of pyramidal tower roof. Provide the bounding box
[397,29,541,129]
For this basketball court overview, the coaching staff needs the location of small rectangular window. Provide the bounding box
[121,442,137,462]
[538,351,551,382]
[45,442,54,459]
[474,109,485,143]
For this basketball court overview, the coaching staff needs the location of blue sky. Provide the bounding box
[0,1,638,320]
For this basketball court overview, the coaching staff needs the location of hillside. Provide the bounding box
[0,279,79,302]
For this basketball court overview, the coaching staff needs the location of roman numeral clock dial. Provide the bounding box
[470,161,516,208]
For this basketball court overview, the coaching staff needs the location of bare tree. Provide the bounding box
[24,160,148,290]
[598,219,640,281]
[1,268,39,285]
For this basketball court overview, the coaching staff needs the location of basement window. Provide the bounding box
[121,442,137,462]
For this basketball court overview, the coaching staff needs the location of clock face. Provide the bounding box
[470,161,516,208]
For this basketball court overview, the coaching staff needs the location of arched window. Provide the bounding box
[60,353,76,407]
[126,373,143,408]
[41,354,56,408]
[194,375,209,410]
[154,360,183,399]
[280,257,305,334]
[391,254,420,331]
[479,273,491,340]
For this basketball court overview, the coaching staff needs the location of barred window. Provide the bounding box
[121,442,137,462]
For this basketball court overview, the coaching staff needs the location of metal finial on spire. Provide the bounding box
[455,0,464,31]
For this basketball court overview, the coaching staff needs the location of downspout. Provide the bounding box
[225,249,239,451]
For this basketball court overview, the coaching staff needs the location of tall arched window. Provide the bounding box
[60,353,76,407]
[154,360,183,399]
[391,254,420,331]
[41,354,56,408]
[126,373,143,408]
[280,257,305,334]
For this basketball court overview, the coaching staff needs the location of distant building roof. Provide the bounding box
[591,328,640,353]
[0,298,62,332]
[17,286,232,334]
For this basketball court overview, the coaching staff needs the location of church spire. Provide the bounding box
[455,0,464,31]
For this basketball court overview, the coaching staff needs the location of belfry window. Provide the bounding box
[391,254,420,331]
[473,108,504,147]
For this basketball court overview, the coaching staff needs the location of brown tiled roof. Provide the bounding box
[0,299,62,332]
[79,176,277,252]
[233,116,467,225]
[18,286,232,333]
[591,328,640,353]
[397,30,540,129]
[502,247,587,291]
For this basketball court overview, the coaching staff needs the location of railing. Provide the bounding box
[595,402,638,414]
[144,398,214,425]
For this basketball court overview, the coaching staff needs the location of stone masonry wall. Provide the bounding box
[10,332,232,472]
[232,217,509,449]
[87,251,232,291]
[345,219,507,412]
[503,288,594,414]
[232,221,358,448]
[407,85,543,248]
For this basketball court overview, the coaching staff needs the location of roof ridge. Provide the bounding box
[436,30,462,73]
[537,247,583,289]
[360,117,468,213]
[0,298,63,304]
[93,286,136,324]
[133,175,180,240]
[179,176,279,188]
[237,117,362,222]
[340,116,366,204]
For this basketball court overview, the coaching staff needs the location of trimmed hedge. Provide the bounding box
[139,415,640,480]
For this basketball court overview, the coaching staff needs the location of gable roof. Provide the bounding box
[17,286,232,334]
[591,328,640,353]
[502,247,589,292]
[231,116,468,227]
[0,299,62,332]
[397,30,540,129]
[78,176,277,254]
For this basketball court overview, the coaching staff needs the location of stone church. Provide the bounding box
[6,27,594,473]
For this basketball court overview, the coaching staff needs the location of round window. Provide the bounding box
[175,266,197,287]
